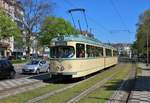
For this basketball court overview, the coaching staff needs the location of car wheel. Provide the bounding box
[36,69,40,74]
[9,71,15,79]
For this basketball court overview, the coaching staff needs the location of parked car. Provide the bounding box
[0,59,16,79]
[22,60,49,74]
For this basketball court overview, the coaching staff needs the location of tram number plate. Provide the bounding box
[55,41,67,46]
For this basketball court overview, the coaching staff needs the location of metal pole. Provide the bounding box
[147,31,149,66]
[82,10,89,32]
[69,12,76,29]
[78,20,82,34]
[68,8,90,34]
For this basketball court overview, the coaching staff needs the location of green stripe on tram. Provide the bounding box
[49,56,116,61]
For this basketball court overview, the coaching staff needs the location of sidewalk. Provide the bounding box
[128,63,150,103]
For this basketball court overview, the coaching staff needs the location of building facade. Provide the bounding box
[0,0,24,57]
[111,43,132,58]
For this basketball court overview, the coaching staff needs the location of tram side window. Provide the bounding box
[86,45,96,57]
[113,50,118,56]
[86,45,92,57]
[76,43,85,58]
[50,46,75,58]
[106,49,112,57]
[86,45,103,57]
[97,47,103,57]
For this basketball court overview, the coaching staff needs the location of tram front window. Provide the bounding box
[50,46,75,58]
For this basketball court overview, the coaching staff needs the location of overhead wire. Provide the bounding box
[62,0,111,35]
[109,0,133,43]
[109,0,130,33]
[87,15,111,34]
[63,0,133,43]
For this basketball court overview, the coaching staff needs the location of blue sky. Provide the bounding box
[52,0,150,43]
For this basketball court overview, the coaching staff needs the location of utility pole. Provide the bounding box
[147,31,149,66]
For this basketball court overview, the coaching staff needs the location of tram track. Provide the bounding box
[25,64,123,103]
[65,63,135,103]
[0,63,130,103]
[106,63,136,103]
[66,70,120,103]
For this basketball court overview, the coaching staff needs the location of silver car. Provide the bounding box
[22,60,49,74]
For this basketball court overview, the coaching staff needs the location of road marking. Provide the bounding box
[11,80,23,86]
[4,81,17,87]
[0,82,11,89]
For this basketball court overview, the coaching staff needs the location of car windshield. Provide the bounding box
[50,46,74,58]
[27,60,39,65]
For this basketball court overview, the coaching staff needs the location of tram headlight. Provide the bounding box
[60,66,64,71]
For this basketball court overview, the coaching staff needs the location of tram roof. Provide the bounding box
[51,34,116,50]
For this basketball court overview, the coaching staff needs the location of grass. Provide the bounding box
[39,64,131,103]
[78,64,131,103]
[0,84,64,103]
[0,64,131,103]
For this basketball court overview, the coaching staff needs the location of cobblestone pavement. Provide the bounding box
[128,63,150,103]
[0,74,49,99]
[0,78,40,91]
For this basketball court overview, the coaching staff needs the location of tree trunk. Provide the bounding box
[26,46,30,59]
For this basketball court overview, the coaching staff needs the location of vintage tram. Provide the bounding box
[49,35,118,78]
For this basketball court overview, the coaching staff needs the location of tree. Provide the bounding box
[39,16,79,45]
[19,0,53,58]
[0,9,20,40]
[135,9,150,55]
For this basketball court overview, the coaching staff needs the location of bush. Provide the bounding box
[11,59,27,64]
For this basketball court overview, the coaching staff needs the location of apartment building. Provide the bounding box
[0,0,24,57]
[111,43,132,58]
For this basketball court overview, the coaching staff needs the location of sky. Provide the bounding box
[51,0,150,43]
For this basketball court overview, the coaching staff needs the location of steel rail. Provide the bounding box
[25,64,121,103]
[106,63,136,103]
[67,69,120,103]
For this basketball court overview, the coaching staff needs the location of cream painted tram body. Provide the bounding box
[49,35,118,78]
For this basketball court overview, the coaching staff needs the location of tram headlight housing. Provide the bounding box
[55,66,64,71]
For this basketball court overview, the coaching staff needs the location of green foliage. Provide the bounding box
[11,59,27,64]
[135,9,150,55]
[0,9,20,40]
[39,16,79,45]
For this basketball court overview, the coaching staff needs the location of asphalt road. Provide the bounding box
[13,64,35,79]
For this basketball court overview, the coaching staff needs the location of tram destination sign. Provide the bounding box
[55,41,67,46]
